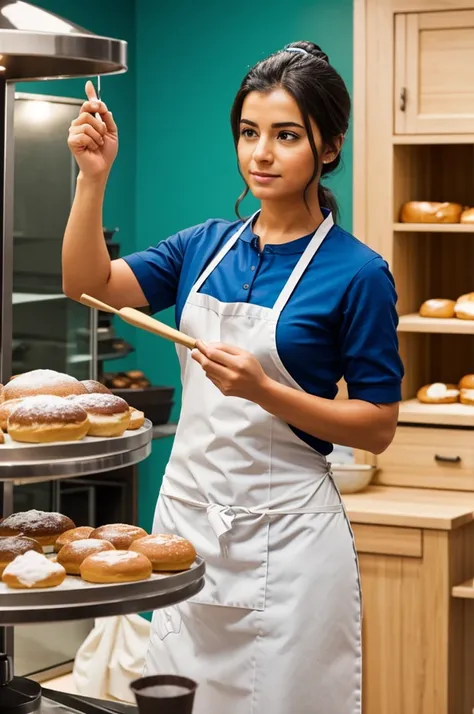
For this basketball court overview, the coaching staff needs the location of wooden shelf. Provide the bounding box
[394,223,474,233]
[399,399,474,427]
[452,579,474,599]
[393,134,474,145]
[398,314,474,334]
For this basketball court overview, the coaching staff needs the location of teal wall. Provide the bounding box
[134,0,354,530]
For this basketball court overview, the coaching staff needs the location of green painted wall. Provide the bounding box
[134,0,354,530]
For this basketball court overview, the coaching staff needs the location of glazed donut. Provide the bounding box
[57,538,115,575]
[0,536,42,575]
[80,550,152,583]
[8,395,90,443]
[2,550,66,589]
[3,369,87,401]
[459,374,474,390]
[417,383,459,404]
[80,380,112,395]
[89,523,148,550]
[68,394,130,437]
[0,398,24,431]
[419,299,456,319]
[54,526,95,553]
[454,301,474,320]
[0,509,76,546]
[128,408,145,430]
[460,389,474,406]
[129,534,197,571]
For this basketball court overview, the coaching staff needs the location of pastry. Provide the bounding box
[128,408,145,430]
[125,371,146,380]
[90,523,148,549]
[419,299,456,319]
[461,208,474,224]
[454,301,474,321]
[0,398,24,431]
[57,538,115,575]
[2,550,66,589]
[0,509,76,546]
[456,292,474,303]
[400,201,463,224]
[54,526,95,553]
[129,534,196,571]
[460,389,474,406]
[0,536,42,575]
[0,427,4,445]
[68,393,130,437]
[417,383,459,404]
[80,550,152,583]
[459,374,474,390]
[3,369,87,401]
[8,395,89,443]
[80,380,112,395]
[0,384,3,403]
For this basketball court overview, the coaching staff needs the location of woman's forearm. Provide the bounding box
[62,173,112,299]
[255,377,398,454]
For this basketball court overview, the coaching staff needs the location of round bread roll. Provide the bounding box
[0,398,24,431]
[128,408,145,430]
[129,534,196,571]
[68,393,130,437]
[456,292,474,303]
[90,523,148,549]
[0,509,76,546]
[417,383,460,404]
[57,538,115,575]
[3,369,87,401]
[80,380,112,395]
[0,536,42,575]
[400,201,463,224]
[54,526,95,553]
[455,301,474,320]
[2,550,66,589]
[80,550,152,583]
[459,374,474,390]
[461,208,474,224]
[0,427,4,445]
[419,298,456,319]
[460,389,474,406]
[8,395,89,443]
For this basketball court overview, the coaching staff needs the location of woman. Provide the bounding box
[63,41,403,714]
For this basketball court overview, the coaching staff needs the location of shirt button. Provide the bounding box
[243,284,250,290]
[250,266,256,271]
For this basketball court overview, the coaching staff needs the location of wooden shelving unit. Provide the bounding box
[399,399,474,427]
[394,223,474,232]
[397,314,474,334]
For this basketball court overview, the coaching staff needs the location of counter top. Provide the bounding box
[343,485,474,530]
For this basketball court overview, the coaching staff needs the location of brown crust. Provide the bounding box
[457,293,474,303]
[3,370,87,401]
[0,428,4,445]
[0,385,3,404]
[57,538,115,575]
[54,526,95,553]
[90,524,148,550]
[129,534,196,571]
[459,374,474,390]
[0,510,76,545]
[80,550,152,583]
[419,299,456,319]
[3,569,65,589]
[69,393,130,415]
[460,389,474,406]
[0,536,42,574]
[80,380,112,395]
[417,384,459,404]
[8,397,88,426]
[0,399,24,431]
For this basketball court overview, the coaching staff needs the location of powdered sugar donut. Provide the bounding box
[8,395,89,443]
[0,509,76,545]
[0,536,42,574]
[2,550,66,589]
[3,369,87,401]
[90,523,148,549]
[57,538,115,575]
[128,408,145,430]
[80,380,112,395]
[129,534,196,571]
[80,550,152,583]
[68,393,130,437]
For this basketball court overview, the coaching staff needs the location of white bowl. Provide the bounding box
[330,464,376,494]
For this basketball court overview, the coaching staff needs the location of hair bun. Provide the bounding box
[289,41,329,63]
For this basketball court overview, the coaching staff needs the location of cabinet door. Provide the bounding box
[395,10,474,134]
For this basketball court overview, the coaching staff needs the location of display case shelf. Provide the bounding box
[393,223,474,233]
[399,399,474,427]
[397,315,474,334]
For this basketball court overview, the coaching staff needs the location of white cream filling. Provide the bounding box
[456,301,474,316]
[461,389,474,399]
[87,413,128,424]
[426,383,459,399]
[3,550,64,586]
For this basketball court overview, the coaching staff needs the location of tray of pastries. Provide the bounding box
[0,369,152,478]
[0,510,204,624]
[416,374,474,406]
[419,293,474,321]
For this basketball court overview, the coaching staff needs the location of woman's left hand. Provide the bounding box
[191,340,269,401]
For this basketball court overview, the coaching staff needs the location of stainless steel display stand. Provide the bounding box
[0,422,205,714]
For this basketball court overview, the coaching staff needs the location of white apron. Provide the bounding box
[145,211,362,714]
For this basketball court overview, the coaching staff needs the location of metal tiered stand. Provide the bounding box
[0,5,205,714]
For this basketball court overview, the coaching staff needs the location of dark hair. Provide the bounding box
[230,41,351,222]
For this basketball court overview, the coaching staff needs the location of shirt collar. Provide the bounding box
[239,208,332,255]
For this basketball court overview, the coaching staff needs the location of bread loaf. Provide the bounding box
[400,202,463,224]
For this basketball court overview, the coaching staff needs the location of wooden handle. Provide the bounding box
[119,307,197,349]
[80,293,119,315]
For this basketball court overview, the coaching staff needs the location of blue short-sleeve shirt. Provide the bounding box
[123,212,404,455]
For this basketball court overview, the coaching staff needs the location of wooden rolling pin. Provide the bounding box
[79,294,197,350]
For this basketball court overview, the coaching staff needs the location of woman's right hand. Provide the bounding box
[68,80,118,179]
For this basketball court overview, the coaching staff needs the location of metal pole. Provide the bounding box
[0,79,15,384]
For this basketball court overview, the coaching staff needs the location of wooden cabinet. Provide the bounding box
[395,9,474,134]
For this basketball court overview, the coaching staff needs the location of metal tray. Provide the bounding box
[0,557,205,625]
[0,421,153,480]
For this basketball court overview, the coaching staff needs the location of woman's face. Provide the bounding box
[237,88,337,202]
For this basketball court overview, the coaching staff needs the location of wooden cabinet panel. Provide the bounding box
[395,10,474,133]
[353,523,422,557]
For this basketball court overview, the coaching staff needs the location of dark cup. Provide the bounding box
[130,674,198,714]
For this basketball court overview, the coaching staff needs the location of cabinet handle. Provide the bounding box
[399,86,407,112]
[434,454,462,464]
